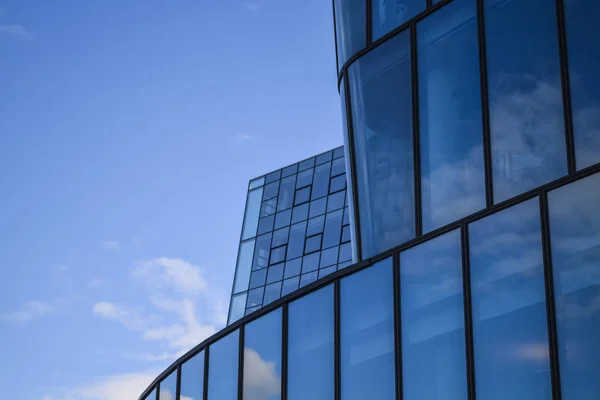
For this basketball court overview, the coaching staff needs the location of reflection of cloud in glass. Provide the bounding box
[243,348,281,400]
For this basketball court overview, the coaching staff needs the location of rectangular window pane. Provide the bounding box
[247,287,265,308]
[309,198,327,218]
[334,147,345,159]
[334,0,366,68]
[296,168,313,188]
[264,282,283,305]
[400,229,467,400]
[274,209,292,230]
[323,210,343,249]
[233,239,255,294]
[295,186,311,205]
[244,310,282,400]
[261,198,277,218]
[338,242,352,262]
[287,222,306,260]
[242,188,263,240]
[320,246,338,267]
[181,350,205,400]
[253,233,272,270]
[330,174,346,194]
[305,234,322,254]
[249,268,267,290]
[307,215,325,236]
[302,252,320,273]
[258,215,275,235]
[282,164,298,177]
[299,157,315,172]
[278,175,296,211]
[288,285,334,400]
[469,198,551,399]
[263,181,280,200]
[282,276,300,296]
[267,263,284,284]
[228,292,247,324]
[312,162,331,200]
[549,173,600,398]
[300,271,318,287]
[284,258,302,278]
[291,203,309,224]
[319,265,337,278]
[208,330,239,400]
[272,227,289,248]
[373,0,426,41]
[564,0,600,169]
[341,258,395,400]
[317,151,333,165]
[159,370,177,400]
[250,176,265,189]
[418,0,486,232]
[485,0,567,202]
[326,190,346,212]
[332,157,346,175]
[349,31,415,258]
[270,246,286,265]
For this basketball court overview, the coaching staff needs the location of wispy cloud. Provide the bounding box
[0,300,54,322]
[101,240,121,252]
[0,24,32,39]
[231,133,255,143]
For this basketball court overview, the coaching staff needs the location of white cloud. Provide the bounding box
[101,240,121,252]
[243,348,281,400]
[92,302,148,331]
[231,133,256,143]
[1,300,54,322]
[0,24,32,38]
[132,257,207,294]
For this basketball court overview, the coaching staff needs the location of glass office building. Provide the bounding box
[139,0,599,399]
[228,147,353,325]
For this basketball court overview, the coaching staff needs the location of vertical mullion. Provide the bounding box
[555,0,576,174]
[410,22,423,238]
[156,383,160,400]
[332,0,340,75]
[282,303,289,400]
[344,69,364,261]
[366,0,372,44]
[203,347,209,400]
[461,223,476,400]
[176,366,181,400]
[476,0,494,208]
[393,252,403,400]
[238,326,245,400]
[539,193,563,399]
[334,279,341,400]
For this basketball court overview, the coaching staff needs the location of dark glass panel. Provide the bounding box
[271,227,289,248]
[249,268,267,289]
[300,271,319,287]
[329,174,347,194]
[305,234,322,254]
[485,0,567,202]
[332,157,346,176]
[312,162,332,200]
[302,252,320,273]
[284,258,302,278]
[281,276,300,296]
[181,350,205,400]
[265,170,281,183]
[319,265,337,278]
[294,186,311,205]
[287,222,306,260]
[263,282,283,305]
[282,164,298,177]
[207,330,239,400]
[469,198,551,399]
[326,190,346,212]
[274,209,292,230]
[257,215,275,235]
[296,168,314,188]
[291,203,309,224]
[267,263,285,284]
[261,198,277,218]
[320,246,338,268]
[334,147,345,159]
[309,197,327,218]
[263,181,280,201]
[323,210,343,249]
[278,175,296,212]
[247,287,265,308]
[246,305,261,316]
[270,246,286,265]
[373,0,426,40]
[334,0,366,68]
[307,215,326,236]
[342,225,351,243]
[253,233,272,271]
[317,151,333,165]
[338,242,352,262]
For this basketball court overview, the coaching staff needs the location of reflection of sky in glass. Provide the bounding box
[549,172,600,399]
[400,229,467,400]
[207,330,239,400]
[341,258,394,400]
[469,198,552,399]
[485,0,567,202]
[334,0,366,68]
[180,350,205,400]
[418,0,485,232]
[288,285,334,400]
[244,309,282,400]
[372,0,426,40]
[159,369,177,400]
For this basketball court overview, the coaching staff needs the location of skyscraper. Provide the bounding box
[139,0,599,399]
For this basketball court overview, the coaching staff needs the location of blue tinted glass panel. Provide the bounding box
[334,0,366,69]
[247,287,265,308]
[278,176,296,211]
[319,265,337,278]
[302,252,320,273]
[341,258,395,400]
[284,258,302,278]
[305,234,322,254]
[244,310,282,400]
[208,330,239,400]
[234,239,255,294]
[485,0,566,202]
[297,168,313,188]
[295,186,311,205]
[267,263,284,283]
[270,246,286,265]
[181,350,204,400]
[272,227,289,248]
[373,0,426,40]
[145,389,155,400]
[300,271,319,287]
[400,229,467,400]
[320,246,338,267]
[338,260,352,270]
[312,162,331,200]
[250,176,265,189]
[263,282,283,305]
[342,225,351,243]
[549,173,600,399]
[263,181,280,200]
[258,215,275,235]
[332,157,345,176]
[339,242,352,262]
[349,31,415,258]
[326,190,346,212]
[564,0,600,169]
[287,222,306,260]
[228,292,247,324]
[266,170,281,183]
[274,209,292,230]
[282,164,298,177]
[261,198,277,218]
[317,151,333,165]
[242,188,263,240]
[246,305,261,315]
[309,197,327,218]
[307,215,325,236]
[288,285,334,400]
[299,157,315,171]
[291,203,309,224]
[329,174,346,193]
[323,210,343,249]
[249,268,267,289]
[282,276,300,296]
[159,370,177,400]
[253,233,272,270]
[469,198,551,399]
[343,206,350,225]
[334,147,345,159]
[418,0,486,232]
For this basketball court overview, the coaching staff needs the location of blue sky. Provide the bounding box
[0,1,341,399]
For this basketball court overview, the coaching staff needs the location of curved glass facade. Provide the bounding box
[138,171,600,400]
[335,0,600,260]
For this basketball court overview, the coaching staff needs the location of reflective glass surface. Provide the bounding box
[326,190,345,212]
[418,0,485,232]
[253,234,272,271]
[271,227,289,248]
[302,252,320,273]
[258,215,275,235]
[287,222,306,260]
[270,246,286,265]
[267,263,284,284]
[312,162,331,200]
[281,276,300,296]
[323,210,343,249]
[242,188,263,240]
[145,389,156,400]
[485,0,567,202]
[250,269,267,289]
[373,0,426,40]
[400,229,467,400]
[159,369,177,400]
[233,239,255,294]
[181,350,205,400]
[341,258,395,400]
[295,186,311,205]
[549,173,600,399]
[261,198,277,218]
[334,0,365,68]
[469,198,551,399]
[305,234,322,254]
[564,0,600,169]
[284,258,302,278]
[296,168,313,188]
[264,282,282,305]
[288,285,334,400]
[309,198,327,218]
[349,31,414,258]
[263,181,279,200]
[266,170,281,183]
[332,157,345,176]
[244,309,282,400]
[300,271,318,287]
[307,215,325,236]
[250,176,265,189]
[299,157,315,171]
[282,164,298,177]
[208,330,239,400]
[291,203,309,224]
[278,175,296,211]
[274,209,291,230]
[229,292,247,325]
